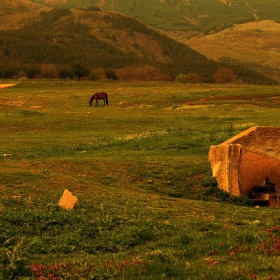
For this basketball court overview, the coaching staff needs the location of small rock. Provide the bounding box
[3,154,12,158]
[58,189,79,211]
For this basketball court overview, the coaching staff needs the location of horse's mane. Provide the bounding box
[89,95,94,102]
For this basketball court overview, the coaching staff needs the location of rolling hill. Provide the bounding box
[0,0,277,84]
[28,0,280,34]
[0,3,220,82]
[25,0,280,83]
[185,20,280,83]
[0,0,51,30]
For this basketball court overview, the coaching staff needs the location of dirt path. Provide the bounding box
[0,84,17,89]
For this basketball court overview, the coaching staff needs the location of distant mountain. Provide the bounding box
[25,0,280,82]
[0,7,217,81]
[29,0,280,34]
[0,1,276,84]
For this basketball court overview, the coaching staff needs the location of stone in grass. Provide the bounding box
[58,189,79,210]
[3,154,12,158]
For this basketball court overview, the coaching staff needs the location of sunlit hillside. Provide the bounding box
[183,20,280,83]
[1,0,279,83]
[29,0,280,33]
[0,0,50,30]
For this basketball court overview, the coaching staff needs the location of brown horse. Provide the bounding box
[89,92,108,106]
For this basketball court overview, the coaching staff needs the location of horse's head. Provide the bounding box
[89,100,92,106]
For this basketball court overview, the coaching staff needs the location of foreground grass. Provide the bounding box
[1,81,280,279]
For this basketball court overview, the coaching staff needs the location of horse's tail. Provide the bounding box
[105,93,108,105]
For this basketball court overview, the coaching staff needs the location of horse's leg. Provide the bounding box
[95,99,99,106]
[103,98,105,106]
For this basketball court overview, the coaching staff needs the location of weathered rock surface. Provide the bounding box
[209,143,242,196]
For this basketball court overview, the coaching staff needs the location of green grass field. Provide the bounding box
[1,81,280,279]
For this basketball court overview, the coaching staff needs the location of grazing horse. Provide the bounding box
[89,92,108,106]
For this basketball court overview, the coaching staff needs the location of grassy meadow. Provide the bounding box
[1,80,280,279]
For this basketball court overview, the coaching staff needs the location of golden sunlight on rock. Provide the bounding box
[58,189,79,211]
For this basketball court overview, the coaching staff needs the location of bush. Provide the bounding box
[204,187,253,207]
[175,74,186,83]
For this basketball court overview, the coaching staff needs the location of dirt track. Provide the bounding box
[0,84,16,89]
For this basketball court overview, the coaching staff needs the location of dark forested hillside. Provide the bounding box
[0,8,214,81]
[0,3,277,84]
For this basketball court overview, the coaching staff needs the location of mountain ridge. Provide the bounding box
[23,0,280,82]
[28,0,280,34]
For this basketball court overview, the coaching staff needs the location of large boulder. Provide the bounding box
[209,126,280,207]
